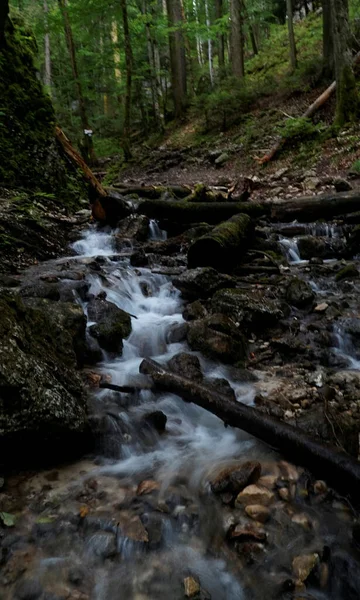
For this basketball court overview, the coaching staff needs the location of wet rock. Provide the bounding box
[136,480,160,496]
[183,300,207,321]
[334,178,352,192]
[184,576,200,598]
[0,294,89,466]
[115,215,149,242]
[168,353,203,381]
[187,314,247,364]
[286,278,314,308]
[210,461,261,495]
[140,512,163,547]
[211,288,284,330]
[173,267,235,300]
[68,566,86,586]
[235,485,274,506]
[118,513,149,543]
[14,578,43,600]
[24,298,87,367]
[313,480,327,495]
[297,236,346,260]
[292,553,319,583]
[19,281,60,301]
[314,302,328,313]
[88,297,131,353]
[228,523,266,542]
[335,264,359,281]
[291,513,312,529]
[206,378,235,400]
[142,410,167,432]
[130,249,148,267]
[245,505,270,523]
[87,531,117,558]
[166,322,188,343]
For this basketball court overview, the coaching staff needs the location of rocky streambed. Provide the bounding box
[1,204,360,600]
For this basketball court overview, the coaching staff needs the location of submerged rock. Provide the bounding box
[168,352,203,381]
[235,485,274,506]
[210,461,261,495]
[88,297,132,353]
[0,294,89,466]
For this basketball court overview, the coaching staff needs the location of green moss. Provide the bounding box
[335,64,359,127]
[0,18,86,210]
[335,264,359,281]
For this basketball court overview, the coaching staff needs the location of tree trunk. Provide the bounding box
[143,0,164,130]
[58,0,96,165]
[43,0,51,94]
[111,20,122,84]
[286,0,297,70]
[249,25,258,55]
[139,358,360,502]
[331,0,358,125]
[188,213,252,268]
[0,0,9,47]
[205,0,214,86]
[120,0,133,160]
[322,0,334,78]
[230,0,245,78]
[215,0,225,68]
[166,0,187,118]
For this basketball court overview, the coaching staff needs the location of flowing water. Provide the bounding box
[4,222,360,600]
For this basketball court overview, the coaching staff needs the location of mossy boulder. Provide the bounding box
[211,288,285,330]
[0,293,89,466]
[335,264,359,282]
[173,267,235,300]
[187,314,247,364]
[88,297,132,353]
[286,278,315,308]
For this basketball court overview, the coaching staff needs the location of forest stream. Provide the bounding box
[2,213,360,600]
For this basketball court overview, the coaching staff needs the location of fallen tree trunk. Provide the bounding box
[137,199,270,224]
[256,51,360,164]
[100,382,153,393]
[140,358,360,502]
[136,191,360,225]
[188,213,252,269]
[111,184,192,199]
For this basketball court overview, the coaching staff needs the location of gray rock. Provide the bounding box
[183,300,207,321]
[187,314,247,364]
[115,214,150,243]
[14,578,43,600]
[334,178,353,192]
[215,152,230,167]
[168,352,203,381]
[88,297,131,353]
[286,278,315,308]
[173,267,235,300]
[212,288,284,330]
[0,294,89,465]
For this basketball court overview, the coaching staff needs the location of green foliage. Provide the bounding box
[350,159,360,173]
[276,117,322,140]
[193,79,256,131]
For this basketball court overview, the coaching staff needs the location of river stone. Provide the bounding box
[235,484,274,506]
[183,300,207,321]
[115,214,150,243]
[297,236,346,260]
[168,352,203,381]
[0,294,89,465]
[245,505,270,523]
[292,553,319,583]
[210,461,261,495]
[88,297,132,353]
[212,288,284,330]
[173,267,235,300]
[187,314,247,364]
[184,576,200,598]
[286,278,314,308]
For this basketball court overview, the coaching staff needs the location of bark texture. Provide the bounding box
[331,0,358,125]
[215,0,225,67]
[140,358,360,502]
[322,0,334,77]
[166,0,187,118]
[286,0,297,70]
[120,0,133,159]
[230,0,244,78]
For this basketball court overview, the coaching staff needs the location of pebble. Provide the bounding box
[236,485,274,507]
[184,576,200,598]
[245,505,270,523]
[292,553,319,583]
[314,302,329,312]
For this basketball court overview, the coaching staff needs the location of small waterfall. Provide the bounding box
[333,323,360,369]
[149,219,167,241]
[279,236,303,264]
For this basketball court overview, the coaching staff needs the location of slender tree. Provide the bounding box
[43,0,52,94]
[0,0,9,46]
[166,0,187,118]
[204,0,214,86]
[58,0,96,164]
[330,0,358,125]
[286,0,297,70]
[214,0,225,68]
[230,0,245,78]
[120,0,133,159]
[322,0,334,78]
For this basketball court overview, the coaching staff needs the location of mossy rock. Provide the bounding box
[87,297,132,353]
[335,264,359,282]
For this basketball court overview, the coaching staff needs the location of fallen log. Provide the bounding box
[136,192,360,226]
[137,199,270,224]
[111,184,192,199]
[187,213,252,269]
[139,358,360,502]
[256,52,360,164]
[100,382,153,393]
